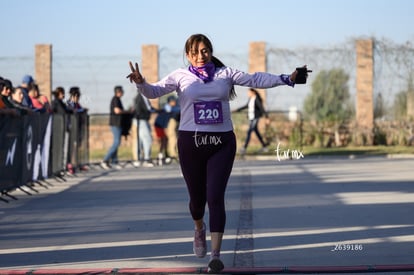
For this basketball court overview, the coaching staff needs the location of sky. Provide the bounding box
[2,0,414,113]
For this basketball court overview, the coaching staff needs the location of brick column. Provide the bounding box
[249,42,267,104]
[35,44,52,101]
[248,42,269,147]
[141,44,159,109]
[355,39,374,145]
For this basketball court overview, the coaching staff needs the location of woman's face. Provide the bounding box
[186,41,212,67]
[29,88,39,98]
[72,94,79,103]
[12,88,24,103]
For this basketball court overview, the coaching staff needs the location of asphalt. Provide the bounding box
[0,155,413,274]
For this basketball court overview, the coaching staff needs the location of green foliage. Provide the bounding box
[393,90,407,119]
[374,93,387,119]
[303,68,352,123]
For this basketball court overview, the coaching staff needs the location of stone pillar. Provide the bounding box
[35,44,52,101]
[355,39,374,145]
[141,44,159,109]
[248,42,268,147]
[249,42,267,104]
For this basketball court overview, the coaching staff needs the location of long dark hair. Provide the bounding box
[184,34,237,100]
[249,88,263,103]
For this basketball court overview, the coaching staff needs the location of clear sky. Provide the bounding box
[2,0,414,113]
[3,0,413,56]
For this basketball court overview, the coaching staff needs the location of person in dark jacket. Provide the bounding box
[236,88,269,154]
[52,87,75,174]
[0,79,20,116]
[52,87,72,115]
[132,92,155,167]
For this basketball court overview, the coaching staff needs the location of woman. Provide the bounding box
[127,33,308,273]
[236,88,270,155]
[29,84,51,113]
[10,86,34,115]
[67,86,88,113]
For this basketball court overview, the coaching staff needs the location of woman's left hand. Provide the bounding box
[290,65,311,83]
[290,68,299,82]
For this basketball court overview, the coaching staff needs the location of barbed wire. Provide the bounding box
[1,37,412,114]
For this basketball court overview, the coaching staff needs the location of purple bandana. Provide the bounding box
[189,62,216,83]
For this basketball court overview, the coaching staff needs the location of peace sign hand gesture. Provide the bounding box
[127,61,144,84]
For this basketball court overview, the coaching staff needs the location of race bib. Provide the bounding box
[193,101,223,124]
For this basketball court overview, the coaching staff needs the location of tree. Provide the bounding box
[393,90,407,119]
[303,68,352,122]
[374,93,387,119]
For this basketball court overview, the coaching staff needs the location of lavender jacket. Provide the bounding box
[136,67,293,132]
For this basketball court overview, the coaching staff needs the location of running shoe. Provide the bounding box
[207,250,224,273]
[193,223,207,258]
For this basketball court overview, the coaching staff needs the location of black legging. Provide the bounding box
[177,130,236,233]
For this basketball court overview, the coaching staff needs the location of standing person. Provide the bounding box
[235,88,270,155]
[52,87,73,115]
[166,96,180,162]
[101,85,127,170]
[9,87,34,115]
[52,87,75,174]
[20,75,34,108]
[132,92,155,167]
[67,86,88,113]
[0,78,19,116]
[127,33,308,273]
[29,84,52,113]
[153,96,178,164]
[67,86,89,172]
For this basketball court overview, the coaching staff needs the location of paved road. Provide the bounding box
[0,156,413,274]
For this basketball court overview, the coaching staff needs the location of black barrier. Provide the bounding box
[77,113,89,167]
[0,116,23,191]
[51,114,66,175]
[21,114,52,184]
[0,112,89,197]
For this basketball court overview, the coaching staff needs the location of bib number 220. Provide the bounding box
[193,101,223,125]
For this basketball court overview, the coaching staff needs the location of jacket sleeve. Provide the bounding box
[135,71,179,99]
[229,67,295,88]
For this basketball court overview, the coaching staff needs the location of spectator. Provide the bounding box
[52,87,74,174]
[154,96,179,164]
[101,85,128,170]
[20,75,34,108]
[0,78,19,116]
[166,96,180,161]
[9,86,34,115]
[67,86,88,113]
[28,84,51,113]
[52,87,72,115]
[67,86,89,172]
[132,92,155,168]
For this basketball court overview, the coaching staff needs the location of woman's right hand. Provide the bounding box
[127,61,144,84]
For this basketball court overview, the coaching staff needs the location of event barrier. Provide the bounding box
[0,112,89,200]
